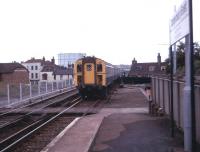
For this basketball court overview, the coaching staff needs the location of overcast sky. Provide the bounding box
[0,0,199,65]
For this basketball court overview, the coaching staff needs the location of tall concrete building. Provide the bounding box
[58,53,86,68]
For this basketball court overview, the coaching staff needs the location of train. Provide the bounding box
[74,56,122,99]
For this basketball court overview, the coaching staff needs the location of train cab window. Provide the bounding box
[77,64,82,72]
[86,64,92,71]
[77,76,82,85]
[97,64,102,72]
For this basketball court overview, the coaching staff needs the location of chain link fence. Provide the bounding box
[0,79,74,108]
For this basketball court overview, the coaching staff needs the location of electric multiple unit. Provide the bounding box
[74,56,121,99]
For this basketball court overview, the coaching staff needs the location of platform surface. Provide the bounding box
[41,85,184,152]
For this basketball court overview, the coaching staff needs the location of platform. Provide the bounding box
[41,85,184,152]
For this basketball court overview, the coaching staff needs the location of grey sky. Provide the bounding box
[0,0,199,65]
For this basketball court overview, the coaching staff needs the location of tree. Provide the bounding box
[165,42,200,75]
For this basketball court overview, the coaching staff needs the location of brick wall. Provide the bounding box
[0,70,29,85]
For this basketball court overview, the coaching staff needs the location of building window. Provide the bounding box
[135,66,142,71]
[97,64,102,72]
[87,64,92,71]
[42,73,47,80]
[35,66,38,70]
[31,73,34,79]
[35,73,38,79]
[161,66,166,71]
[31,66,34,70]
[149,66,155,71]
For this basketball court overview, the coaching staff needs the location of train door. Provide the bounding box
[84,63,95,84]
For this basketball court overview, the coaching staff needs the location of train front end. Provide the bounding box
[74,56,106,99]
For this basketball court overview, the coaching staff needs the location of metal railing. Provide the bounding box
[0,79,74,108]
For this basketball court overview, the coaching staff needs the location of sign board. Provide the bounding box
[170,0,189,44]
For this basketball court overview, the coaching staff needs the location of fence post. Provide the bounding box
[30,83,32,98]
[68,78,70,87]
[20,83,22,101]
[62,80,64,89]
[46,81,48,93]
[52,81,53,92]
[56,81,59,90]
[38,82,40,95]
[7,84,10,106]
[65,80,67,88]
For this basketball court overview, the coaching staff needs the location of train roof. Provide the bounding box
[75,56,118,68]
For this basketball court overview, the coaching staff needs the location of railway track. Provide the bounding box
[0,96,82,152]
[0,88,78,130]
[0,85,117,152]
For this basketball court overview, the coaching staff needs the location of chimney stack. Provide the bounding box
[51,57,55,64]
[42,56,45,61]
[157,53,161,65]
[132,58,137,65]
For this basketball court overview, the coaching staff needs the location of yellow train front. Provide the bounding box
[74,56,121,99]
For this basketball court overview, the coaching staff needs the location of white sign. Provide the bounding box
[170,0,189,44]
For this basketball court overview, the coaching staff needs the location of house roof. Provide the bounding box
[53,66,73,75]
[41,64,73,75]
[23,57,54,66]
[0,63,28,74]
[41,65,55,72]
[129,62,167,76]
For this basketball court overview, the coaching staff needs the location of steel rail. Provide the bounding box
[82,99,101,117]
[0,90,78,130]
[0,97,82,152]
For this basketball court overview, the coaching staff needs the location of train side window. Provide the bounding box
[97,64,102,72]
[77,64,82,72]
[87,64,92,71]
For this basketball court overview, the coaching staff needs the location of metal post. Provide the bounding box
[173,44,177,74]
[170,46,174,137]
[183,0,196,151]
[184,35,195,152]
[64,80,67,88]
[46,81,48,93]
[52,81,53,92]
[162,79,165,110]
[20,83,22,101]
[158,78,160,106]
[68,75,70,87]
[56,81,58,90]
[38,82,40,95]
[153,77,156,103]
[188,0,196,150]
[7,84,10,105]
[30,83,32,98]
[62,81,64,89]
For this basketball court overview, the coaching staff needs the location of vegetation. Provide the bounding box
[165,42,200,75]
